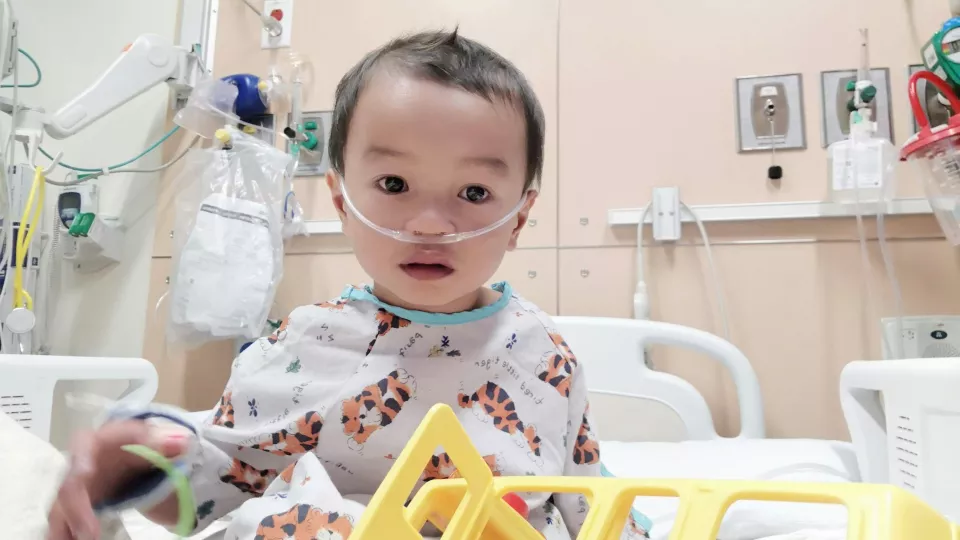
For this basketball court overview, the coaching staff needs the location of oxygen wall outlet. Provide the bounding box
[287,110,332,176]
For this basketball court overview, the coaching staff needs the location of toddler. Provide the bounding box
[47,29,650,540]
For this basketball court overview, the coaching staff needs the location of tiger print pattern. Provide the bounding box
[536,333,579,397]
[535,351,576,398]
[219,458,277,496]
[340,369,417,450]
[549,333,577,364]
[366,309,411,356]
[212,391,235,428]
[266,318,291,346]
[458,382,542,461]
[249,411,324,456]
[572,408,600,465]
[316,299,348,310]
[278,462,296,484]
[421,452,500,482]
[254,504,353,540]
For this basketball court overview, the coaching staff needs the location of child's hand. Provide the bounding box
[45,420,190,540]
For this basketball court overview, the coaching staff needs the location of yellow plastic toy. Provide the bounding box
[351,404,960,540]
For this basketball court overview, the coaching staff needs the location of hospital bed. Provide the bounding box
[0,321,955,539]
[553,317,859,540]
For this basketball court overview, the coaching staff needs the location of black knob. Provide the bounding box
[768,165,783,180]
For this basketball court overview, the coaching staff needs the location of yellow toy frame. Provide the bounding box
[351,404,960,540]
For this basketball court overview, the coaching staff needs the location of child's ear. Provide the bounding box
[326,170,348,221]
[508,190,538,251]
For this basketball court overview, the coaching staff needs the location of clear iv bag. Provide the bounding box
[827,134,898,206]
[167,126,293,348]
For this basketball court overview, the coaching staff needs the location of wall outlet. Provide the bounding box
[652,187,682,242]
[261,0,293,49]
[735,73,806,152]
[287,110,333,176]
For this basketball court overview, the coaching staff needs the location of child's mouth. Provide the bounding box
[400,263,455,281]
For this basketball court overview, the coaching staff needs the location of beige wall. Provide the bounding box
[145,0,960,439]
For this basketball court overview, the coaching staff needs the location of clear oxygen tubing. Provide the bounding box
[875,191,906,359]
[682,201,731,343]
[851,28,905,360]
[634,201,731,343]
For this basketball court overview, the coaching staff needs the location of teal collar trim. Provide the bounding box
[342,282,513,326]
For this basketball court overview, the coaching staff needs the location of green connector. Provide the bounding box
[859,85,877,104]
[68,213,95,237]
[304,120,318,131]
[845,80,857,92]
[302,131,319,151]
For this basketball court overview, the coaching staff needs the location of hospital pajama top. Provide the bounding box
[114,282,650,539]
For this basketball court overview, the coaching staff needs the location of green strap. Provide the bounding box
[121,444,196,537]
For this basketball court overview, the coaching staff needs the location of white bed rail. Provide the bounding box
[553,316,765,440]
[841,358,960,523]
[0,355,158,442]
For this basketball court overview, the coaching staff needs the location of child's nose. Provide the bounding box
[404,209,456,235]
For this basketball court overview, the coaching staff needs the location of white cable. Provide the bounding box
[681,202,732,343]
[43,135,201,187]
[634,204,651,320]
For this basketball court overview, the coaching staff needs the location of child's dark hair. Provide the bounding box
[329,29,545,190]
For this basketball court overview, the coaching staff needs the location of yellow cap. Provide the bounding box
[258,80,269,91]
[214,129,231,145]
[242,125,257,134]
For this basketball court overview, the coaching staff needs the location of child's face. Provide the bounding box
[327,73,537,312]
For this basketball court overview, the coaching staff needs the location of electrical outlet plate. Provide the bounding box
[881,316,960,359]
[908,64,952,134]
[261,0,293,49]
[287,110,333,176]
[651,187,681,242]
[735,73,806,152]
[820,68,894,147]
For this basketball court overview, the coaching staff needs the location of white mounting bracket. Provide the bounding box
[652,187,682,242]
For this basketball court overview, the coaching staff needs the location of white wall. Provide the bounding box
[6,0,179,356]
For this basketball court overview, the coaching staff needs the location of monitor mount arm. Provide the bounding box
[44,34,198,140]
[0,33,198,164]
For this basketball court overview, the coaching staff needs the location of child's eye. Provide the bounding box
[459,185,489,203]
[377,176,408,194]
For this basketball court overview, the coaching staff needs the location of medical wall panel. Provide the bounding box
[557,0,948,247]
[489,248,559,315]
[558,238,960,441]
[188,0,561,249]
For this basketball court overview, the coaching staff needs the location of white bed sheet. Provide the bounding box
[601,439,858,540]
